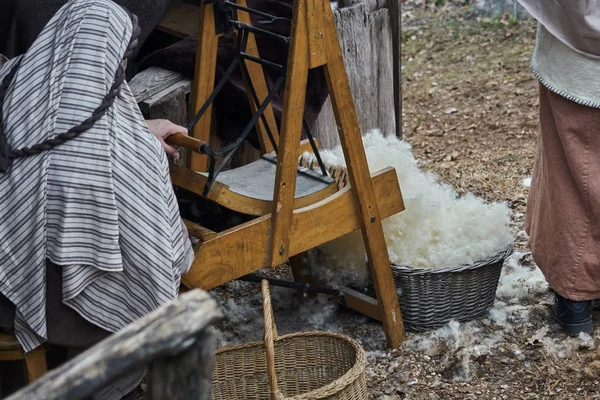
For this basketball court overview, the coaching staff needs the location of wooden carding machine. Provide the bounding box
[164,0,407,348]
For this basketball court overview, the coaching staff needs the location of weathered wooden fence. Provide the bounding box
[7,290,223,400]
[313,0,400,148]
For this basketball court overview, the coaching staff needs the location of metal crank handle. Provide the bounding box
[165,134,212,155]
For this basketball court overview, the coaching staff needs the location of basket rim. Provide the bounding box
[215,331,367,400]
[391,242,514,275]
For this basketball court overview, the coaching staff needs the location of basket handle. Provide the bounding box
[261,279,284,400]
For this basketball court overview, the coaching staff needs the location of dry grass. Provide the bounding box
[401,6,538,217]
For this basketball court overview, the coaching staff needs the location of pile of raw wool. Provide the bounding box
[302,130,513,287]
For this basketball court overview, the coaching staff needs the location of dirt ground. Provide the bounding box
[205,3,600,400]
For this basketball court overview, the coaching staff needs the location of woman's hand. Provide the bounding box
[146,119,188,159]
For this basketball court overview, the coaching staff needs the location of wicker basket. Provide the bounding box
[391,243,514,331]
[212,280,367,400]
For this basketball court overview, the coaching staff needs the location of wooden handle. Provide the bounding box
[183,219,217,242]
[261,280,283,400]
[165,134,207,154]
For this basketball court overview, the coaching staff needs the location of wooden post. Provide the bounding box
[143,83,191,168]
[312,0,398,148]
[147,328,217,400]
[389,0,401,139]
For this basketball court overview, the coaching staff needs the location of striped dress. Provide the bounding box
[0,0,194,352]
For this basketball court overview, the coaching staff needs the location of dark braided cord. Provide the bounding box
[0,13,141,163]
[0,59,22,165]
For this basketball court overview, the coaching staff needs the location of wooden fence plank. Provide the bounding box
[148,328,218,400]
[389,0,401,138]
[7,290,223,400]
[140,80,192,168]
[313,0,396,149]
[129,67,189,104]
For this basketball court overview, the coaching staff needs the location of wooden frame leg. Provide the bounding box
[190,2,219,172]
[268,0,310,267]
[320,1,405,348]
[23,347,47,383]
[289,254,310,284]
[289,253,321,298]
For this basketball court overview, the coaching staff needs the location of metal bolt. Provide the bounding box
[370,215,376,223]
[279,246,285,255]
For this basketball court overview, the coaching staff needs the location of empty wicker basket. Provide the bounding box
[391,243,514,331]
[212,280,367,400]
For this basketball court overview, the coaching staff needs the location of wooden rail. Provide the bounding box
[7,290,223,400]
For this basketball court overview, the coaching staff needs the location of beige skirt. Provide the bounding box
[526,84,600,301]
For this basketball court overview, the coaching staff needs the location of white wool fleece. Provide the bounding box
[306,130,513,284]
